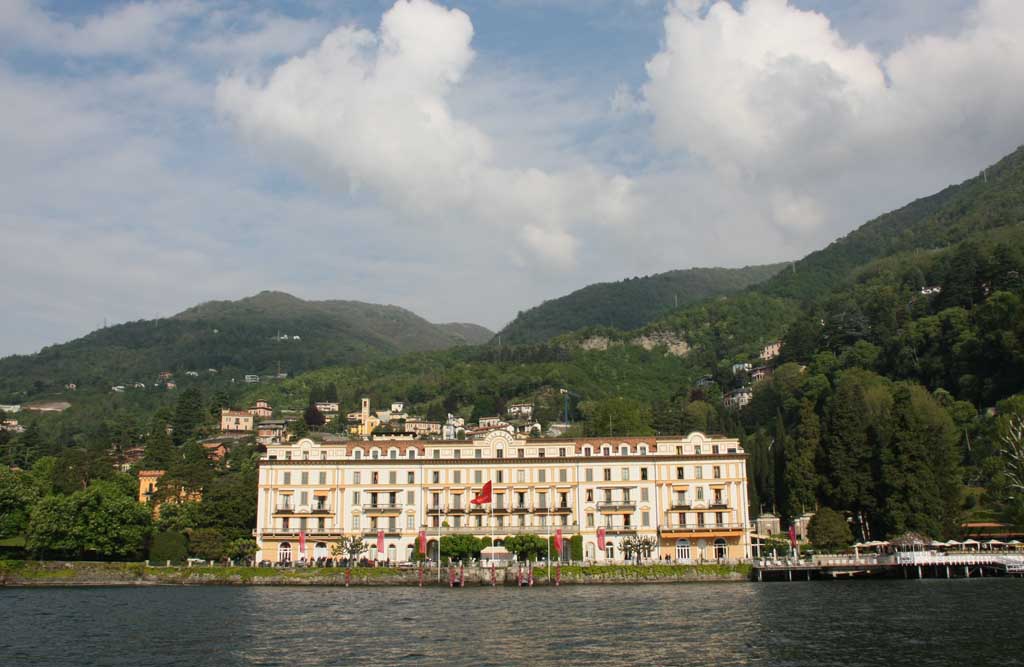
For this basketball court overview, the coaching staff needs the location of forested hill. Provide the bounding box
[759,144,1024,302]
[495,264,787,345]
[0,291,491,400]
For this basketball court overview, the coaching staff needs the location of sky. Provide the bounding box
[1,0,1022,356]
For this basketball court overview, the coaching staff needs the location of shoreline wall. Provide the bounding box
[0,561,751,587]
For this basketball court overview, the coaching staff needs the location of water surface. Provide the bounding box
[3,580,1022,666]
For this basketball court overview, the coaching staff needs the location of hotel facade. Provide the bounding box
[255,430,751,564]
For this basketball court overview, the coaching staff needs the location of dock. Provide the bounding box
[752,552,1024,581]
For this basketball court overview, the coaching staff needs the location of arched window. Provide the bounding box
[585,542,596,561]
[387,544,397,562]
[408,449,417,459]
[714,539,728,559]
[638,445,648,455]
[371,448,380,459]
[278,542,292,563]
[314,542,329,560]
[583,447,592,456]
[605,544,615,560]
[354,450,362,460]
[602,446,611,456]
[675,539,691,561]
[388,448,398,459]
[619,445,629,455]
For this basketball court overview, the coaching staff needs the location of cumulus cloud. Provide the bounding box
[216,0,636,266]
[643,0,1024,234]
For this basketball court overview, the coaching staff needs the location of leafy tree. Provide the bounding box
[807,507,853,552]
[188,527,228,560]
[225,537,258,562]
[333,535,368,563]
[0,467,41,537]
[440,534,484,562]
[503,534,548,561]
[304,404,326,428]
[582,397,653,437]
[149,530,188,564]
[156,500,203,533]
[53,447,114,494]
[27,482,151,560]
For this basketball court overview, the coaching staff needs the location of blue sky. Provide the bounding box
[1,0,1021,356]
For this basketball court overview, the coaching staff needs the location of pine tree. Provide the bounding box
[783,400,819,521]
[143,427,176,470]
[172,387,205,446]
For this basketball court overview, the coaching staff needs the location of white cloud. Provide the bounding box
[216,0,636,267]
[642,0,1024,236]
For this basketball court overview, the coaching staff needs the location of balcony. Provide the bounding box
[603,527,637,535]
[260,529,341,537]
[362,504,403,514]
[596,501,636,512]
[362,529,402,537]
[427,505,445,514]
[552,504,573,514]
[660,521,745,533]
[274,506,294,514]
[448,505,467,514]
[670,503,692,511]
[511,505,530,514]
[311,506,331,514]
[710,502,729,510]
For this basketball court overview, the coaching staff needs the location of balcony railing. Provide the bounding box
[602,527,637,535]
[362,504,403,514]
[362,529,402,537]
[511,505,530,513]
[596,501,636,512]
[261,529,341,537]
[660,522,745,532]
[311,506,331,514]
[710,502,729,509]
[670,503,691,511]
[274,506,294,514]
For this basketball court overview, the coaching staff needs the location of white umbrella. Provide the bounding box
[962,538,980,550]
[945,539,961,546]
[929,540,946,548]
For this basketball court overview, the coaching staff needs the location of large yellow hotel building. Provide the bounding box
[256,430,751,564]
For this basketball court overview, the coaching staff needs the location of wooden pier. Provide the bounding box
[752,552,1024,582]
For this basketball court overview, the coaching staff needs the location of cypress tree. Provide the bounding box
[821,378,875,537]
[783,400,820,521]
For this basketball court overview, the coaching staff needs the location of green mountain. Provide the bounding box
[496,264,788,345]
[0,291,491,400]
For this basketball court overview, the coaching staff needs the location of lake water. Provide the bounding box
[3,580,1023,666]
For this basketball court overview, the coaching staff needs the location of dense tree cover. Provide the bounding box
[0,291,491,401]
[498,264,786,344]
[807,508,853,552]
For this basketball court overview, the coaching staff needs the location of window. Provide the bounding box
[585,469,593,482]
[639,445,648,455]
[432,471,440,484]
[278,542,291,562]
[299,491,308,505]
[283,472,291,484]
[474,470,483,483]
[712,445,720,454]
[371,450,379,459]
[696,466,703,480]
[352,516,360,530]
[640,468,648,481]
[641,488,649,502]
[407,515,415,529]
[602,446,610,456]
[713,466,721,479]
[559,469,568,482]
[676,446,684,456]
[694,445,702,455]
[285,451,291,460]
[282,517,290,531]
[389,449,397,460]
[497,470,504,482]
[319,471,327,485]
[353,471,361,484]
[586,489,594,502]
[538,492,547,509]
[621,468,629,481]
[517,448,525,458]
[407,490,415,504]
[352,491,360,504]
[584,447,592,456]
[603,468,611,481]
[300,471,309,485]
[518,514,526,526]
[389,471,397,484]
[321,452,327,461]
[619,445,628,455]
[354,450,362,460]
[538,470,546,483]
[496,449,503,458]
[317,517,325,531]
[454,449,461,459]
[299,517,307,530]
[642,511,650,527]
[558,447,566,457]
[453,471,461,484]
[586,513,594,527]
[517,470,526,483]
[716,512,725,526]
[433,450,441,459]
[696,487,704,501]
[408,471,415,484]
[302,451,309,460]
[714,538,727,559]
[408,449,416,459]
[475,449,482,459]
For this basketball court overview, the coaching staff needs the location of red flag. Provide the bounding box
[298,530,306,555]
[418,530,427,555]
[788,525,797,548]
[597,527,606,551]
[471,480,493,505]
[377,529,385,553]
[554,528,563,555]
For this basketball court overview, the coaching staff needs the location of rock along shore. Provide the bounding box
[0,561,751,587]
